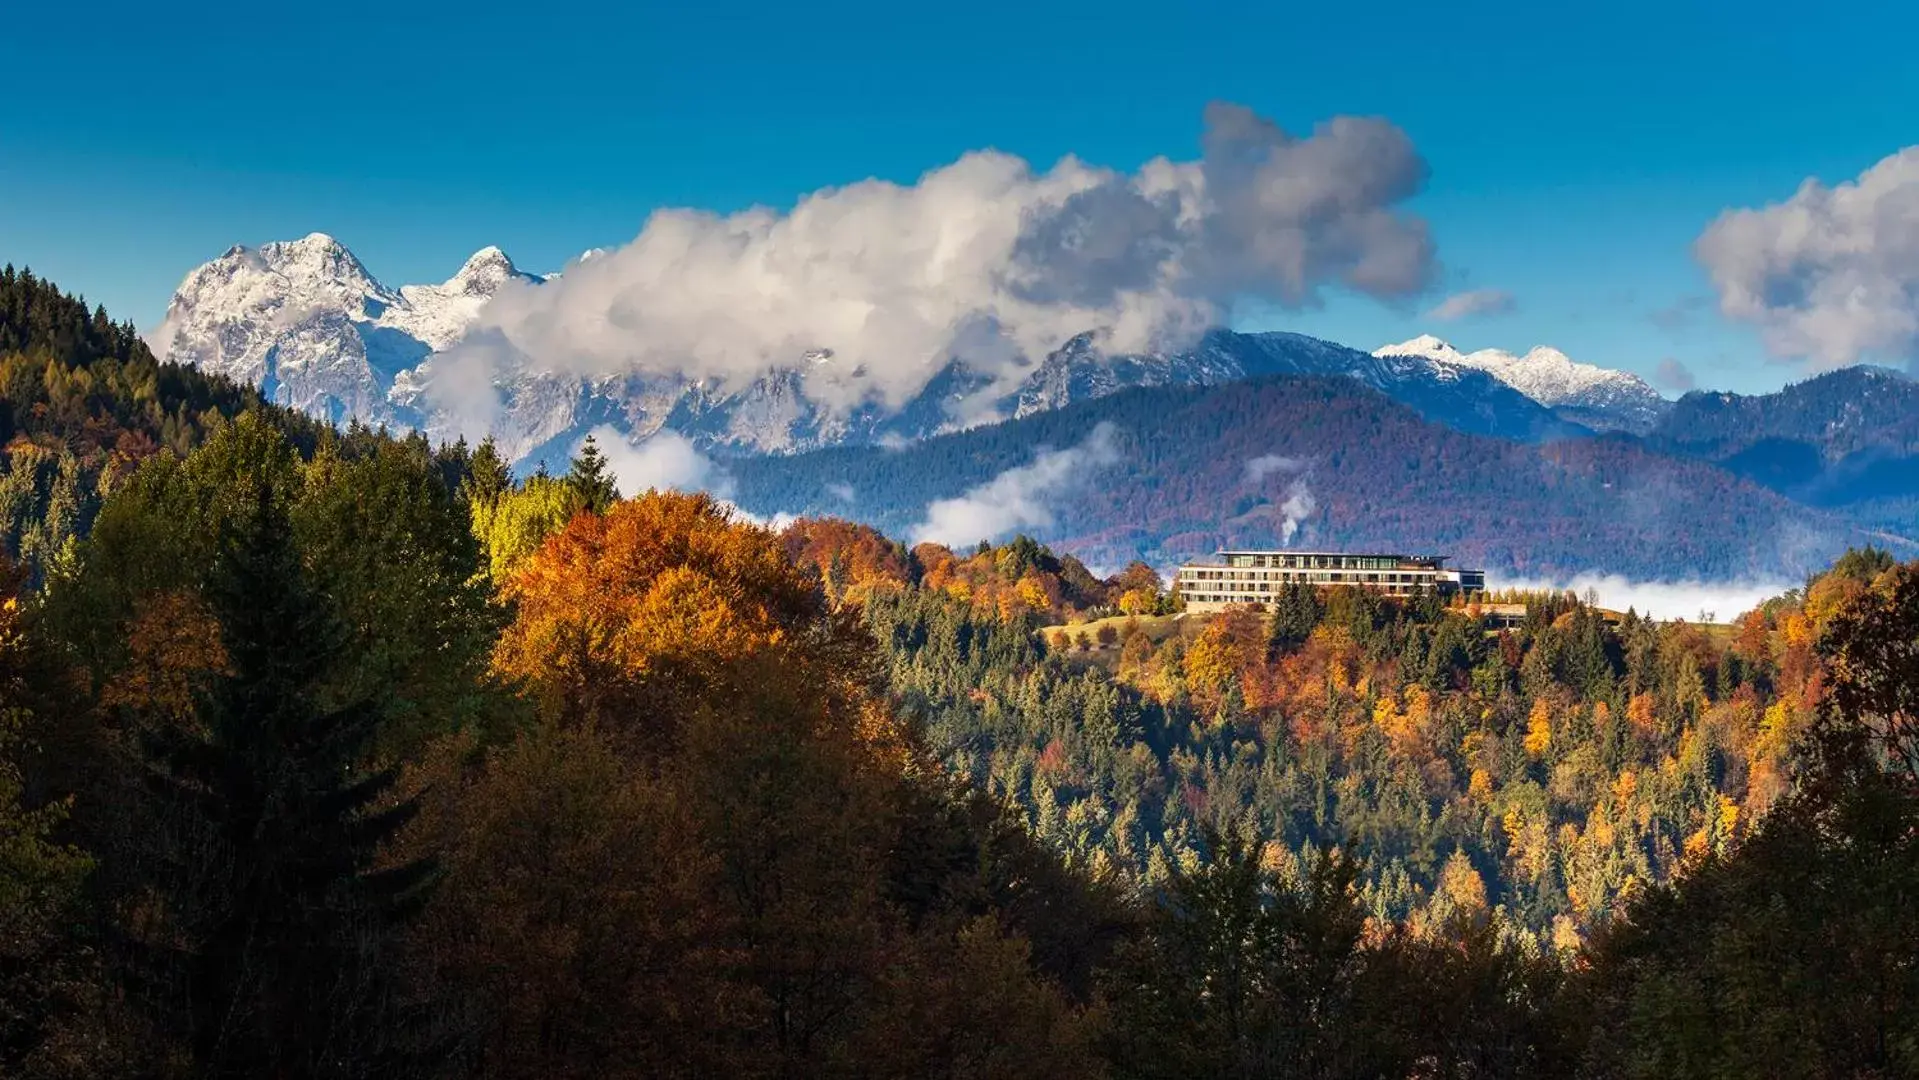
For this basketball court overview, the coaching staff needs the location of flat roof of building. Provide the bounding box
[1213,550,1450,559]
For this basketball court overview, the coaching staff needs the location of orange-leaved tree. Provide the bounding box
[409,491,1101,1077]
[491,490,878,739]
[781,517,916,606]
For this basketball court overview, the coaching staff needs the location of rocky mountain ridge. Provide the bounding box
[154,235,1594,463]
[1375,334,1671,433]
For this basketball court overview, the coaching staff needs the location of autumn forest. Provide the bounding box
[2,268,1917,1078]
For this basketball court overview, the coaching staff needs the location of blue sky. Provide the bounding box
[3,0,1915,393]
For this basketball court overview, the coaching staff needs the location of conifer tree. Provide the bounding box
[463,436,512,508]
[564,434,619,514]
[1269,582,1324,653]
[0,557,120,1076]
[129,482,438,1077]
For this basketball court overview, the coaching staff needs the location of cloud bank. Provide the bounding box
[912,423,1121,548]
[588,426,733,498]
[1425,288,1515,321]
[1500,574,1793,623]
[434,103,1435,428]
[588,426,813,531]
[1695,146,1919,372]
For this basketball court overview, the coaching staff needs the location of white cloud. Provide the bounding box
[1425,288,1515,321]
[587,425,733,498]
[1696,147,1919,371]
[826,482,856,503]
[431,103,1434,427]
[1243,453,1305,483]
[912,422,1122,548]
[723,503,800,532]
[1499,574,1792,623]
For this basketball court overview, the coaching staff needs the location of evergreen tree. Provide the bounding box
[1101,829,1390,1079]
[1269,583,1324,653]
[1574,562,1919,1078]
[128,482,438,1078]
[0,555,132,1077]
[463,437,511,509]
[564,434,619,513]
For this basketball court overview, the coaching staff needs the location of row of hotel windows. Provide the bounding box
[1179,569,1439,586]
[1181,584,1435,607]
[1223,554,1430,571]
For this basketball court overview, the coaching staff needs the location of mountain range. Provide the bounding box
[153,236,1612,465]
[1374,334,1670,434]
[152,234,543,425]
[148,234,1919,574]
[725,375,1872,580]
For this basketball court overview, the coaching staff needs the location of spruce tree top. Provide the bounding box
[565,434,620,513]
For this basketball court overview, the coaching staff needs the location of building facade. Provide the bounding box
[1174,551,1487,613]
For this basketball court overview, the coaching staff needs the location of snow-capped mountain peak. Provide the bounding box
[446,245,528,296]
[259,233,378,288]
[157,234,1625,467]
[152,239,544,424]
[1375,334,1671,433]
[1387,334,1467,364]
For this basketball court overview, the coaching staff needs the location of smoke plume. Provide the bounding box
[1278,481,1316,544]
[1243,453,1316,543]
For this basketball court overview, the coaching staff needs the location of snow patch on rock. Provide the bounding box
[1376,335,1671,433]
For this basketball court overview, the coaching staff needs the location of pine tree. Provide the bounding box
[1101,828,1386,1078]
[564,434,619,513]
[463,436,511,508]
[1269,583,1324,653]
[130,482,438,1077]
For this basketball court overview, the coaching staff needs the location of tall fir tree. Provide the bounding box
[128,481,438,1078]
[1269,582,1325,653]
[564,434,619,514]
[462,436,512,509]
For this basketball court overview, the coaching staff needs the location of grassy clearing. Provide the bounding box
[1039,611,1210,669]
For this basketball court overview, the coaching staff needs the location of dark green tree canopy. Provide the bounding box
[564,434,619,514]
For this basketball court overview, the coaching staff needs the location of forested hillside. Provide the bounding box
[0,266,327,580]
[731,376,1876,578]
[1646,366,1919,537]
[3,416,1917,1076]
[1651,366,1919,464]
[0,273,1914,1078]
[777,525,1874,940]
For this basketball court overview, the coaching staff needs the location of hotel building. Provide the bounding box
[1174,551,1487,613]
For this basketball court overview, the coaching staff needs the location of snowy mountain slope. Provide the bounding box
[1004,329,1585,443]
[150,234,544,425]
[488,327,1582,468]
[155,234,1583,464]
[1188,330,1584,442]
[1376,334,1671,434]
